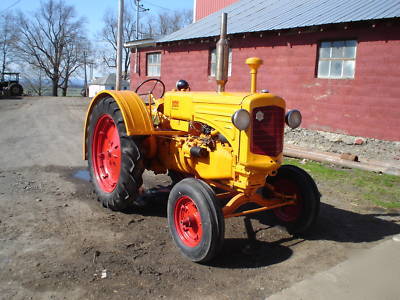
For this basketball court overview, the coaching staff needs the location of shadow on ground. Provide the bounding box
[0,96,24,100]
[68,167,400,268]
[135,199,400,268]
[254,203,400,244]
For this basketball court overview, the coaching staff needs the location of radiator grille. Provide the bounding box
[251,106,284,157]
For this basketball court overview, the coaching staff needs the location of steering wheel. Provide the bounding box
[135,79,166,103]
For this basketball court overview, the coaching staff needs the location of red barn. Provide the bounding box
[126,0,400,141]
[193,0,238,21]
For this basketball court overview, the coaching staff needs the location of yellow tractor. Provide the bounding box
[83,14,320,262]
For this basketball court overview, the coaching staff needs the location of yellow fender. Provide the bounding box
[83,90,154,159]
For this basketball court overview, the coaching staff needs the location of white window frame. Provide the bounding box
[210,48,232,77]
[146,52,161,77]
[317,40,357,79]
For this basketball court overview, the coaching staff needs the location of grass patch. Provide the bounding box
[284,158,400,209]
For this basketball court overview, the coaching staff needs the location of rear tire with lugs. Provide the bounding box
[87,96,144,211]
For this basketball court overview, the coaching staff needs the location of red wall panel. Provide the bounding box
[131,24,400,141]
[195,0,239,21]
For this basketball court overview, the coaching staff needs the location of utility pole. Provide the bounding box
[135,0,149,39]
[136,0,140,41]
[83,50,88,96]
[116,0,124,90]
[134,0,149,73]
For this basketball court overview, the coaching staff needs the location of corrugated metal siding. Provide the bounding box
[195,0,239,21]
[158,0,400,43]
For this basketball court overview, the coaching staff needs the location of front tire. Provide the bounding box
[167,178,225,263]
[87,97,145,211]
[266,165,320,235]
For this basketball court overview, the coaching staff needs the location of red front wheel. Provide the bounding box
[168,178,225,263]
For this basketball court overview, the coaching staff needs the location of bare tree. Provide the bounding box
[23,67,46,96]
[154,9,192,36]
[58,38,91,96]
[0,14,18,76]
[16,0,86,96]
[100,7,136,79]
[100,7,192,76]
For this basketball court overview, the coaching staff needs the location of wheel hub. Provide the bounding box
[174,196,203,247]
[181,215,196,229]
[91,114,121,193]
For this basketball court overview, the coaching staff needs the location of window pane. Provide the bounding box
[318,40,357,79]
[211,62,216,76]
[343,60,355,78]
[332,41,344,58]
[344,40,357,58]
[210,48,232,77]
[319,42,331,58]
[330,60,343,77]
[147,53,161,76]
[211,49,216,63]
[210,49,216,76]
[228,49,232,76]
[318,60,330,77]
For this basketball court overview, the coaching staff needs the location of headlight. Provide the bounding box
[231,109,250,130]
[285,109,302,129]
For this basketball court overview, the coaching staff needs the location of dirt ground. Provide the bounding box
[0,96,399,300]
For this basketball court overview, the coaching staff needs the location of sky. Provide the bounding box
[0,0,194,37]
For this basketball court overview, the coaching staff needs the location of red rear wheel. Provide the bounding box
[87,97,144,211]
[92,114,121,193]
[174,196,203,247]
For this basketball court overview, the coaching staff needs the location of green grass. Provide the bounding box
[284,158,400,209]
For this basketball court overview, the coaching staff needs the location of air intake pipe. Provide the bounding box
[216,13,229,93]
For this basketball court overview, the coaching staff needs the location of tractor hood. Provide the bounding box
[163,90,286,146]
[163,91,285,122]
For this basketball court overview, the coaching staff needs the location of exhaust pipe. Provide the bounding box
[216,13,229,93]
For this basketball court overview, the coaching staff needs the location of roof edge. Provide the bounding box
[124,38,158,49]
